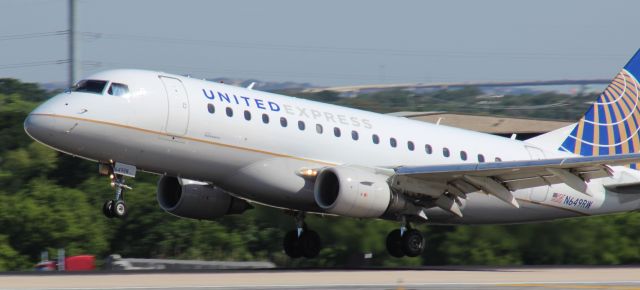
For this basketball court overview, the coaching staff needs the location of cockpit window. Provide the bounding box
[72,80,108,94]
[107,83,129,96]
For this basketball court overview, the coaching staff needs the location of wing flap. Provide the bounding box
[394,153,640,208]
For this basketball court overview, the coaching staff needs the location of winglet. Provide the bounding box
[247,82,256,90]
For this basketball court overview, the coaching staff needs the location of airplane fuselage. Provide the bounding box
[24,69,640,225]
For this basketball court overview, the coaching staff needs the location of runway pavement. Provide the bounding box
[1,266,639,290]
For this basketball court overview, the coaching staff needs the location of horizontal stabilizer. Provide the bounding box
[605,181,640,194]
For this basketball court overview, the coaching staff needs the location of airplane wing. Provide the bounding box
[392,153,640,216]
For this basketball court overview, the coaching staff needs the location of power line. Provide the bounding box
[0,31,68,41]
[0,60,69,70]
[80,31,625,60]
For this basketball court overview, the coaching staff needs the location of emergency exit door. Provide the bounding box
[160,76,189,136]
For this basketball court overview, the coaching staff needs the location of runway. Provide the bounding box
[1,267,639,290]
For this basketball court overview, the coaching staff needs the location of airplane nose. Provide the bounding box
[23,113,57,144]
[24,93,69,145]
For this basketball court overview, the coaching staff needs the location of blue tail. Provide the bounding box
[560,49,640,168]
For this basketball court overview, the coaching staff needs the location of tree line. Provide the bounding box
[0,79,638,270]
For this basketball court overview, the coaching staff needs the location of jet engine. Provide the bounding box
[314,166,395,218]
[157,176,252,220]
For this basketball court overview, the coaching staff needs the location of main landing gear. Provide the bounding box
[100,163,132,219]
[283,212,321,259]
[386,217,425,258]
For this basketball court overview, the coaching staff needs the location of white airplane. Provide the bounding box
[24,50,640,259]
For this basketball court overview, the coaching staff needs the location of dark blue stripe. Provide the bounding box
[599,123,609,155]
[599,142,609,155]
[612,95,629,154]
[620,90,640,130]
[625,122,634,153]
[597,102,608,124]
[561,136,576,152]
[582,121,594,144]
[580,143,593,156]
[624,49,640,79]
[607,115,622,148]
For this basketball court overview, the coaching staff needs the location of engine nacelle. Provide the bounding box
[157,176,252,220]
[314,166,392,218]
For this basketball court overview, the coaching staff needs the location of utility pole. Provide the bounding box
[68,0,79,87]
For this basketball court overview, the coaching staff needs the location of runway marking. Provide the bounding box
[500,284,640,289]
[7,281,640,290]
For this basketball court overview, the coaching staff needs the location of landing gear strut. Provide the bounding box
[100,163,132,219]
[386,217,425,258]
[283,212,321,258]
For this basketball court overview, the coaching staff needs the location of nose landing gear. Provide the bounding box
[99,162,135,219]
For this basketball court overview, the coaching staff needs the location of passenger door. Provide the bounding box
[160,76,189,136]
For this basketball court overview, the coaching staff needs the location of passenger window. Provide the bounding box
[107,82,129,96]
[244,110,251,121]
[390,138,397,148]
[207,103,215,114]
[351,130,359,141]
[372,134,380,144]
[316,124,323,134]
[226,107,233,117]
[262,113,269,124]
[460,151,467,161]
[443,147,450,157]
[334,127,341,137]
[407,141,415,151]
[298,120,305,131]
[280,117,288,127]
[425,144,432,154]
[478,154,485,163]
[495,157,502,162]
[72,79,108,94]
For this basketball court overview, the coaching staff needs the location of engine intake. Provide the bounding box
[314,166,392,218]
[157,176,252,220]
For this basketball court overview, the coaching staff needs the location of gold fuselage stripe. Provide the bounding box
[30,113,591,217]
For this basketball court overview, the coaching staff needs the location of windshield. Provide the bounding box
[72,80,108,94]
[107,83,129,96]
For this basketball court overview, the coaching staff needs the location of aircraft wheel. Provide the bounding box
[112,200,127,218]
[386,229,405,258]
[102,200,115,218]
[300,230,321,258]
[283,230,302,258]
[401,229,424,257]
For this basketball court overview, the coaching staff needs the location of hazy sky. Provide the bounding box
[1,0,638,87]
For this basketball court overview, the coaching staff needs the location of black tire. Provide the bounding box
[401,229,424,257]
[102,200,115,218]
[112,200,127,218]
[283,230,302,258]
[300,230,321,258]
[386,229,405,258]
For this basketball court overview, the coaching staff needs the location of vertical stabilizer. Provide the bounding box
[554,49,640,168]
